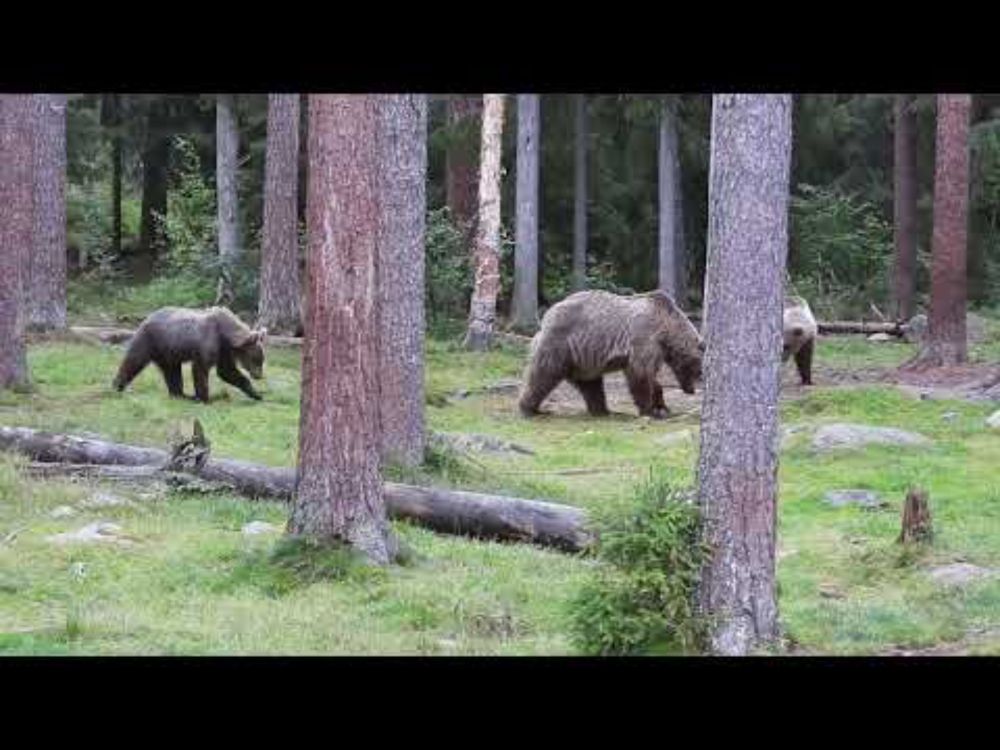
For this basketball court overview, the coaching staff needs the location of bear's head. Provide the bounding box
[650,292,704,395]
[234,328,268,380]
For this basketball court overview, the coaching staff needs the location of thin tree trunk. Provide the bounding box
[572,94,588,291]
[377,95,427,467]
[0,95,33,390]
[258,94,301,335]
[463,94,506,351]
[697,94,792,656]
[893,95,918,321]
[216,94,241,305]
[291,94,397,565]
[445,95,482,245]
[28,94,67,331]
[512,94,540,333]
[912,94,971,368]
[139,104,169,263]
[658,96,684,301]
[100,93,123,260]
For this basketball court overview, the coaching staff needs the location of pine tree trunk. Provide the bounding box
[216,94,241,304]
[463,94,506,351]
[290,95,397,565]
[893,95,918,321]
[0,95,33,390]
[445,95,482,244]
[913,94,971,367]
[512,94,540,333]
[658,96,685,301]
[258,94,301,334]
[572,94,588,292]
[101,93,123,260]
[697,94,792,656]
[28,94,67,331]
[139,102,169,263]
[377,95,427,467]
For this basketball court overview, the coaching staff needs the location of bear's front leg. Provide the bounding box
[625,367,664,419]
[218,359,262,401]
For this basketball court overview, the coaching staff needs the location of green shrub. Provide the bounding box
[426,207,471,323]
[569,471,708,655]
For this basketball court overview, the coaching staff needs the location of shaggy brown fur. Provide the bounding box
[518,290,704,419]
[113,307,267,402]
[783,296,818,385]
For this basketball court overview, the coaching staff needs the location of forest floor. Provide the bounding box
[3,299,1000,654]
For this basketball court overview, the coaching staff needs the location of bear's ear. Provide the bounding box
[649,290,679,314]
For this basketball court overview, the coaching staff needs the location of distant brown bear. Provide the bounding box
[112,307,267,403]
[518,290,704,419]
[783,295,818,385]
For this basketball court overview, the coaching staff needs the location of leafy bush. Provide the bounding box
[569,471,708,655]
[426,207,471,323]
[160,135,216,275]
[789,184,895,319]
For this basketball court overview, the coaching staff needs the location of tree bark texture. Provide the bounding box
[697,94,792,656]
[100,94,123,260]
[512,94,540,333]
[445,95,482,242]
[258,94,301,335]
[293,94,395,564]
[377,95,427,467]
[920,94,971,366]
[463,94,506,351]
[0,95,33,390]
[658,96,685,303]
[139,106,169,260]
[0,425,593,553]
[28,94,67,331]
[893,95,918,321]
[572,94,588,291]
[216,94,241,302]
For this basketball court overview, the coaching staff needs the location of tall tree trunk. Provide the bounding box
[573,94,588,291]
[258,94,301,335]
[28,94,67,331]
[290,94,397,565]
[463,94,506,351]
[512,94,540,333]
[913,94,971,367]
[216,94,241,305]
[0,95,33,390]
[697,94,792,656]
[445,95,482,245]
[138,104,169,263]
[377,95,427,467]
[101,93,123,260]
[658,96,686,304]
[298,93,309,228]
[893,94,918,321]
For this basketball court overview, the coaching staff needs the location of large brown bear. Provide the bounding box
[518,290,704,419]
[112,307,267,402]
[783,296,818,386]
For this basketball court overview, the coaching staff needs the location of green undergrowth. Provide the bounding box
[3,313,1000,654]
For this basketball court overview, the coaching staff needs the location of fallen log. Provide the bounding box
[0,425,593,553]
[686,314,904,337]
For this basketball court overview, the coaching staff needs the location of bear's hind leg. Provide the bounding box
[158,362,185,398]
[795,339,814,386]
[192,361,211,403]
[571,377,610,417]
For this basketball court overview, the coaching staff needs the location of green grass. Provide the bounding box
[3,315,1000,654]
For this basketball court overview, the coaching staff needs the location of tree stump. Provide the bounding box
[899,487,933,544]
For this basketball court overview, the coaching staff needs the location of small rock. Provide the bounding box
[655,429,692,447]
[812,423,932,452]
[49,505,77,519]
[437,638,459,650]
[242,521,281,536]
[46,522,134,546]
[69,562,87,580]
[867,332,893,342]
[941,411,959,422]
[928,563,998,587]
[818,583,845,599]
[823,490,884,509]
[777,547,798,561]
[986,410,1000,429]
[431,432,535,456]
[78,491,134,510]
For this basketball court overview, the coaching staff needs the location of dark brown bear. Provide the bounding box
[112,307,267,402]
[518,290,704,419]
